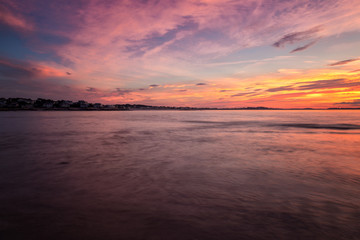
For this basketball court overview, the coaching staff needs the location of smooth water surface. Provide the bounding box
[1,110,360,239]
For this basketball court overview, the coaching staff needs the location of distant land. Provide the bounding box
[0,98,359,111]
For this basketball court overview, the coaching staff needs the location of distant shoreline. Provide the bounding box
[1,108,360,111]
[1,97,359,111]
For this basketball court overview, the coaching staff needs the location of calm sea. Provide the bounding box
[1,110,360,240]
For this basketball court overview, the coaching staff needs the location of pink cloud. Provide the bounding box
[50,1,360,65]
[0,5,33,31]
[0,58,68,79]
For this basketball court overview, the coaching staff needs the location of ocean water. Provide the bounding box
[0,110,360,240]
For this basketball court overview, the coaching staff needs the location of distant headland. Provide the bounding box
[0,98,359,111]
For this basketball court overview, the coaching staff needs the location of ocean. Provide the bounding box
[1,110,360,239]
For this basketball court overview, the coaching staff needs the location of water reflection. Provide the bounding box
[0,110,360,239]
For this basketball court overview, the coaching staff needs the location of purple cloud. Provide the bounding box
[267,86,294,92]
[273,26,322,48]
[297,78,360,90]
[115,88,132,95]
[266,78,360,93]
[335,99,360,106]
[290,40,318,53]
[86,87,97,92]
[231,92,251,97]
[329,58,359,66]
[0,59,40,78]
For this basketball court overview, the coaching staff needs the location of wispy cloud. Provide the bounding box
[297,79,346,90]
[267,86,294,92]
[328,58,359,66]
[15,0,359,72]
[273,26,322,48]
[0,58,68,79]
[0,5,33,31]
[231,91,260,97]
[86,87,97,92]
[266,78,360,93]
[114,88,133,95]
[290,39,319,53]
[335,99,360,106]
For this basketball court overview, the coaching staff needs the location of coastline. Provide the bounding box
[1,107,360,111]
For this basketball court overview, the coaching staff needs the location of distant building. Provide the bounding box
[42,102,54,108]
[17,98,34,104]
[57,100,72,108]
[115,104,129,110]
[0,98,7,107]
[93,103,102,108]
[78,100,89,108]
[34,98,54,108]
[103,105,115,109]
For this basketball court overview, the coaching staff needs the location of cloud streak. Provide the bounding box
[297,79,356,90]
[290,40,319,53]
[273,26,322,48]
[266,78,360,93]
[0,4,33,31]
[328,58,359,66]
[0,58,68,79]
[336,99,360,106]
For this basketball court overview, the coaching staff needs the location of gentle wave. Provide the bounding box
[185,120,360,130]
[278,123,360,130]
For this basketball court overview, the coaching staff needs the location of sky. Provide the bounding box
[1,0,360,108]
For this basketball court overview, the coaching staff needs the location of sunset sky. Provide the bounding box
[1,0,360,108]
